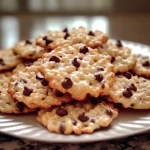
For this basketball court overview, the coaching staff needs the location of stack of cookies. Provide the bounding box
[0,27,150,135]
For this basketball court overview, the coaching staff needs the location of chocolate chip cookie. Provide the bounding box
[37,100,118,135]
[39,44,115,100]
[0,49,21,71]
[9,60,72,109]
[36,26,108,50]
[0,71,34,113]
[108,73,150,109]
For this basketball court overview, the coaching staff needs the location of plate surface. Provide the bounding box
[0,41,150,143]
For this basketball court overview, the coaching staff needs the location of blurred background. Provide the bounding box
[0,0,150,48]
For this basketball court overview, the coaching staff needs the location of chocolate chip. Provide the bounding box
[78,113,89,122]
[116,40,122,47]
[62,77,73,89]
[111,57,115,63]
[106,109,113,117]
[63,28,68,33]
[80,46,89,54]
[23,59,34,67]
[88,31,95,36]
[36,72,44,80]
[43,36,53,45]
[130,103,135,107]
[72,120,77,125]
[64,32,70,39]
[16,102,25,112]
[41,79,48,86]
[49,56,60,63]
[84,93,92,101]
[128,83,137,91]
[25,40,32,45]
[97,67,104,71]
[56,108,68,117]
[123,72,132,79]
[123,88,133,98]
[0,58,5,66]
[23,87,33,96]
[142,60,150,67]
[55,90,64,97]
[72,58,80,68]
[94,73,103,82]
[90,119,95,123]
[60,122,65,134]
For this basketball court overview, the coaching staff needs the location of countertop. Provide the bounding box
[0,132,150,150]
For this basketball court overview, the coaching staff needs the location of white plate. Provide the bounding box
[0,41,150,143]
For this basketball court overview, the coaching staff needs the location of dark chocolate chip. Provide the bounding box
[78,113,89,122]
[43,36,53,45]
[64,32,70,39]
[62,77,73,89]
[72,58,80,68]
[36,72,44,80]
[128,83,137,92]
[63,28,68,33]
[25,40,32,45]
[111,57,115,63]
[123,88,133,98]
[72,120,77,125]
[79,46,89,54]
[0,58,5,66]
[130,103,135,107]
[56,108,68,117]
[94,73,103,82]
[16,102,25,112]
[90,119,95,123]
[142,60,150,67]
[123,72,132,79]
[41,79,48,86]
[55,90,64,97]
[23,59,35,67]
[60,122,65,133]
[88,31,95,36]
[97,67,104,71]
[116,40,122,47]
[106,109,113,117]
[49,56,60,63]
[23,87,33,96]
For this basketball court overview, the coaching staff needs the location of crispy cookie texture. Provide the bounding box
[0,72,34,114]
[39,44,115,100]
[101,40,136,73]
[13,40,46,59]
[108,74,150,109]
[133,55,150,78]
[8,60,72,109]
[36,26,108,50]
[0,48,21,71]
[37,100,118,135]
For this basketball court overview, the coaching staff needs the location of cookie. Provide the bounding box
[108,73,150,109]
[39,44,115,100]
[0,49,21,71]
[100,40,136,73]
[8,60,72,109]
[133,55,150,78]
[0,72,34,114]
[36,100,118,135]
[36,26,108,50]
[13,40,46,59]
